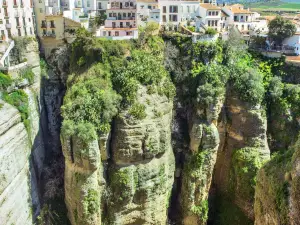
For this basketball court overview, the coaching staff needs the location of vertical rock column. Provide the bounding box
[106,86,175,225]
[180,98,223,225]
[62,135,104,225]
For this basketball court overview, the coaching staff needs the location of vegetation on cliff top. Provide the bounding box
[62,27,175,142]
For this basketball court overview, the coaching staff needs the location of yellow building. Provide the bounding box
[39,15,81,57]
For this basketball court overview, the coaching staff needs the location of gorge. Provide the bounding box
[1,29,300,225]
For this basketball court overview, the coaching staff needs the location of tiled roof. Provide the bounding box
[225,5,254,14]
[200,3,221,10]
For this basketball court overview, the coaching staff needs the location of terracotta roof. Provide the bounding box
[225,5,254,14]
[200,3,220,10]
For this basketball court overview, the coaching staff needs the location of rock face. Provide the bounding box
[213,90,270,220]
[0,101,32,225]
[254,138,300,225]
[62,86,175,225]
[0,38,45,224]
[180,97,223,225]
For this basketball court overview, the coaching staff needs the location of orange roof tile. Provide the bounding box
[200,3,221,10]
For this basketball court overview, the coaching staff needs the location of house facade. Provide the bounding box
[99,0,138,39]
[283,33,300,55]
[159,0,200,28]
[198,3,221,31]
[222,4,255,32]
[0,0,35,41]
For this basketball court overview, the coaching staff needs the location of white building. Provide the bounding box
[159,0,201,28]
[0,0,35,68]
[99,0,139,40]
[0,0,35,40]
[198,3,222,31]
[283,33,300,55]
[136,0,160,23]
[222,4,255,32]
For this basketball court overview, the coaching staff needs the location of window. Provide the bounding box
[246,16,248,21]
[120,22,123,27]
[208,20,211,26]
[126,31,132,35]
[169,6,178,13]
[30,27,32,35]
[148,5,151,9]
[208,11,212,16]
[87,0,90,7]
[234,16,238,21]
[163,15,166,22]
[103,31,106,36]
[40,8,43,13]
[98,2,101,9]
[187,6,190,13]
[126,22,130,27]
[212,11,215,16]
[18,29,21,36]
[216,11,219,16]
[140,5,144,9]
[115,31,119,36]
[43,29,46,35]
[39,0,42,3]
[109,13,112,17]
[28,18,31,22]
[130,2,133,7]
[169,14,177,22]
[52,29,55,35]
[7,29,11,38]
[163,6,166,13]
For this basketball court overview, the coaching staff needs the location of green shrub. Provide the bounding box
[0,103,3,110]
[20,68,35,84]
[112,50,174,104]
[187,26,195,32]
[40,59,49,78]
[83,189,100,217]
[128,103,146,120]
[61,64,121,135]
[0,73,13,90]
[205,28,218,35]
[2,90,29,130]
[191,200,209,221]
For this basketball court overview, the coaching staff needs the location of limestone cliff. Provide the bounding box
[213,90,270,220]
[62,85,175,225]
[107,86,174,224]
[254,137,300,225]
[0,101,33,224]
[0,37,45,224]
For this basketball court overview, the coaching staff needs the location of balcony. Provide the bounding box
[43,32,56,38]
[50,24,55,28]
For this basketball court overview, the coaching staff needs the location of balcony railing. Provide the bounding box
[43,32,56,38]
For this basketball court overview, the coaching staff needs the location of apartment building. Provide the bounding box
[198,3,221,31]
[136,0,160,23]
[99,0,138,40]
[222,4,256,32]
[0,0,35,41]
[159,0,200,28]
[0,0,35,68]
[33,0,82,56]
